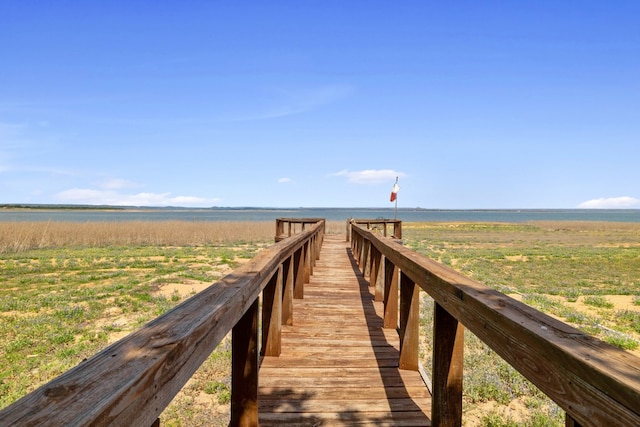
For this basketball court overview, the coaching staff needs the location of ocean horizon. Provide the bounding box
[1,206,640,223]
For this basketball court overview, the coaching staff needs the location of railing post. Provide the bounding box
[315,230,322,261]
[351,229,358,258]
[361,240,370,277]
[432,302,464,427]
[282,255,294,326]
[231,299,259,427]
[294,246,304,299]
[303,240,311,284]
[370,245,384,302]
[399,271,419,371]
[394,221,402,239]
[383,257,398,329]
[261,266,283,357]
[565,415,583,427]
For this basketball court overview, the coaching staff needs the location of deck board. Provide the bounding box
[258,234,431,426]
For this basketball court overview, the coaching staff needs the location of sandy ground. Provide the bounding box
[509,293,640,358]
[103,275,639,425]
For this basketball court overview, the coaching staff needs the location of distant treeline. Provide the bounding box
[0,204,126,210]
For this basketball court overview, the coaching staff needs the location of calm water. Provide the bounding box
[1,208,640,223]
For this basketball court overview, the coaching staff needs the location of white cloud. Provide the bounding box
[331,169,406,184]
[278,177,292,183]
[98,178,143,190]
[55,188,220,207]
[577,196,640,209]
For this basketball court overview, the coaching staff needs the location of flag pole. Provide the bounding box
[394,195,397,219]
[390,176,399,219]
[394,176,398,220]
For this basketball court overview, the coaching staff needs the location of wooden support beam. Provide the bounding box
[369,245,379,290]
[261,266,283,357]
[566,415,583,427]
[282,255,294,326]
[303,241,311,284]
[432,302,464,427]
[370,246,384,302]
[231,299,259,427]
[383,257,398,329]
[399,271,419,371]
[293,246,304,299]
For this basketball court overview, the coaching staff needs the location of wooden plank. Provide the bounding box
[258,235,431,426]
[259,411,430,427]
[259,398,431,413]
[260,356,399,368]
[259,386,429,400]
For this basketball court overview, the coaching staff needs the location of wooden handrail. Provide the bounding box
[0,219,325,427]
[350,223,640,427]
[275,218,325,241]
[346,218,402,241]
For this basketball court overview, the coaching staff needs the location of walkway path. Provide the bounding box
[258,234,431,426]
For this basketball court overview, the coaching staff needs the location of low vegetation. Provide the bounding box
[404,221,640,426]
[1,219,639,426]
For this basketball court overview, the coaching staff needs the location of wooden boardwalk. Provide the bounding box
[259,234,432,426]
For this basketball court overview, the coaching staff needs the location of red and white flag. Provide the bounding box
[390,178,399,202]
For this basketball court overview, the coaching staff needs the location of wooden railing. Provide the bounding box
[346,218,402,241]
[350,223,640,427]
[275,217,325,242]
[0,219,325,427]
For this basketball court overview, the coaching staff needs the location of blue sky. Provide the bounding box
[1,1,639,209]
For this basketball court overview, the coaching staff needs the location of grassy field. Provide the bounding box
[402,221,640,426]
[1,220,639,426]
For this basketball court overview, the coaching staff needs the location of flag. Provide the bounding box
[390,178,399,202]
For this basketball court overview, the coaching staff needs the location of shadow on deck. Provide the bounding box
[258,234,431,426]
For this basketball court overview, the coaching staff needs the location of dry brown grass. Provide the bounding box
[0,221,275,253]
[0,220,346,254]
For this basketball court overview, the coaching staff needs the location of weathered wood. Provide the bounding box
[259,411,429,427]
[432,302,464,427]
[282,255,294,326]
[293,246,304,299]
[232,299,259,426]
[258,235,431,426]
[261,266,282,357]
[369,245,384,302]
[303,240,311,284]
[566,414,583,427]
[275,218,325,241]
[352,224,640,427]
[0,221,324,427]
[375,252,385,302]
[383,256,399,329]
[351,219,402,240]
[399,271,420,371]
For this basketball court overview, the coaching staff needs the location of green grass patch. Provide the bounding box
[583,295,614,309]
[406,221,640,427]
[0,240,260,416]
